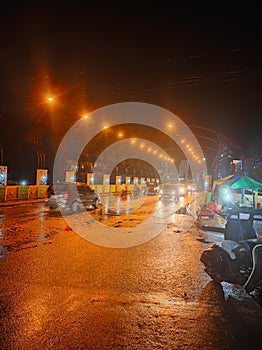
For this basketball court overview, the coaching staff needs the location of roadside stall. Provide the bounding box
[230,175,262,208]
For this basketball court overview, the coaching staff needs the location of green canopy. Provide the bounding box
[230,175,262,191]
[228,175,262,208]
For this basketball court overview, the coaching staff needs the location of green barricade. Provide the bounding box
[0,187,6,201]
[18,186,29,200]
[37,186,48,198]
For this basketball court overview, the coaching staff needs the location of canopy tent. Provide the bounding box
[212,174,239,197]
[217,174,241,187]
[230,175,262,191]
[212,174,262,208]
[213,174,237,186]
[229,175,262,208]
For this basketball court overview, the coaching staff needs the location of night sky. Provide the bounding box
[1,1,261,156]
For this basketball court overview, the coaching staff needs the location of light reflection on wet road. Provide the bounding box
[0,203,66,256]
[0,194,199,254]
[0,195,262,349]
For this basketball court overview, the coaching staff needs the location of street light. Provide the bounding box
[47,96,55,103]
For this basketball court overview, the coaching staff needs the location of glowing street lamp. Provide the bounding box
[47,97,54,102]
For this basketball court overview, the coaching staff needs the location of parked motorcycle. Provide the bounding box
[200,207,262,303]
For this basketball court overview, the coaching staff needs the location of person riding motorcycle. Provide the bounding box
[120,183,127,199]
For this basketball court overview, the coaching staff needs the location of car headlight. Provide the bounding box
[179,187,185,194]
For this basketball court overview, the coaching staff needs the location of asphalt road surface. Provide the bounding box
[0,197,261,349]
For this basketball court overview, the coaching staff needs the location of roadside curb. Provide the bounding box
[0,199,45,208]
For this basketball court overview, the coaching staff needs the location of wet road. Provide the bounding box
[0,197,262,349]
[0,202,67,255]
[0,194,200,252]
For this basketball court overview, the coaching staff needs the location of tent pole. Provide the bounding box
[241,188,245,205]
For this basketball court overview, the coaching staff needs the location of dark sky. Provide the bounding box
[1,1,261,153]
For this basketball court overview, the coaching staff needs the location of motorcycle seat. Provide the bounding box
[224,210,257,242]
[221,240,242,259]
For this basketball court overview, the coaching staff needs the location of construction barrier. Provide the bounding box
[0,185,48,202]
[5,186,18,201]
[0,187,5,201]
[18,186,29,200]
[0,182,147,202]
[37,186,48,198]
[28,186,38,199]
[103,184,110,193]
[110,185,116,193]
[95,185,104,194]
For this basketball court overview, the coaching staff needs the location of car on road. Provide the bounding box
[45,182,100,213]
[146,182,159,196]
[187,182,197,194]
[177,183,187,196]
[159,184,180,201]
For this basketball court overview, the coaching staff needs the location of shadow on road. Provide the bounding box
[199,280,262,349]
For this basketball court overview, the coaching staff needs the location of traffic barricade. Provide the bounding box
[96,185,103,194]
[37,186,48,198]
[110,184,116,193]
[5,186,18,201]
[103,184,110,193]
[18,186,29,200]
[0,187,6,201]
[28,186,38,199]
